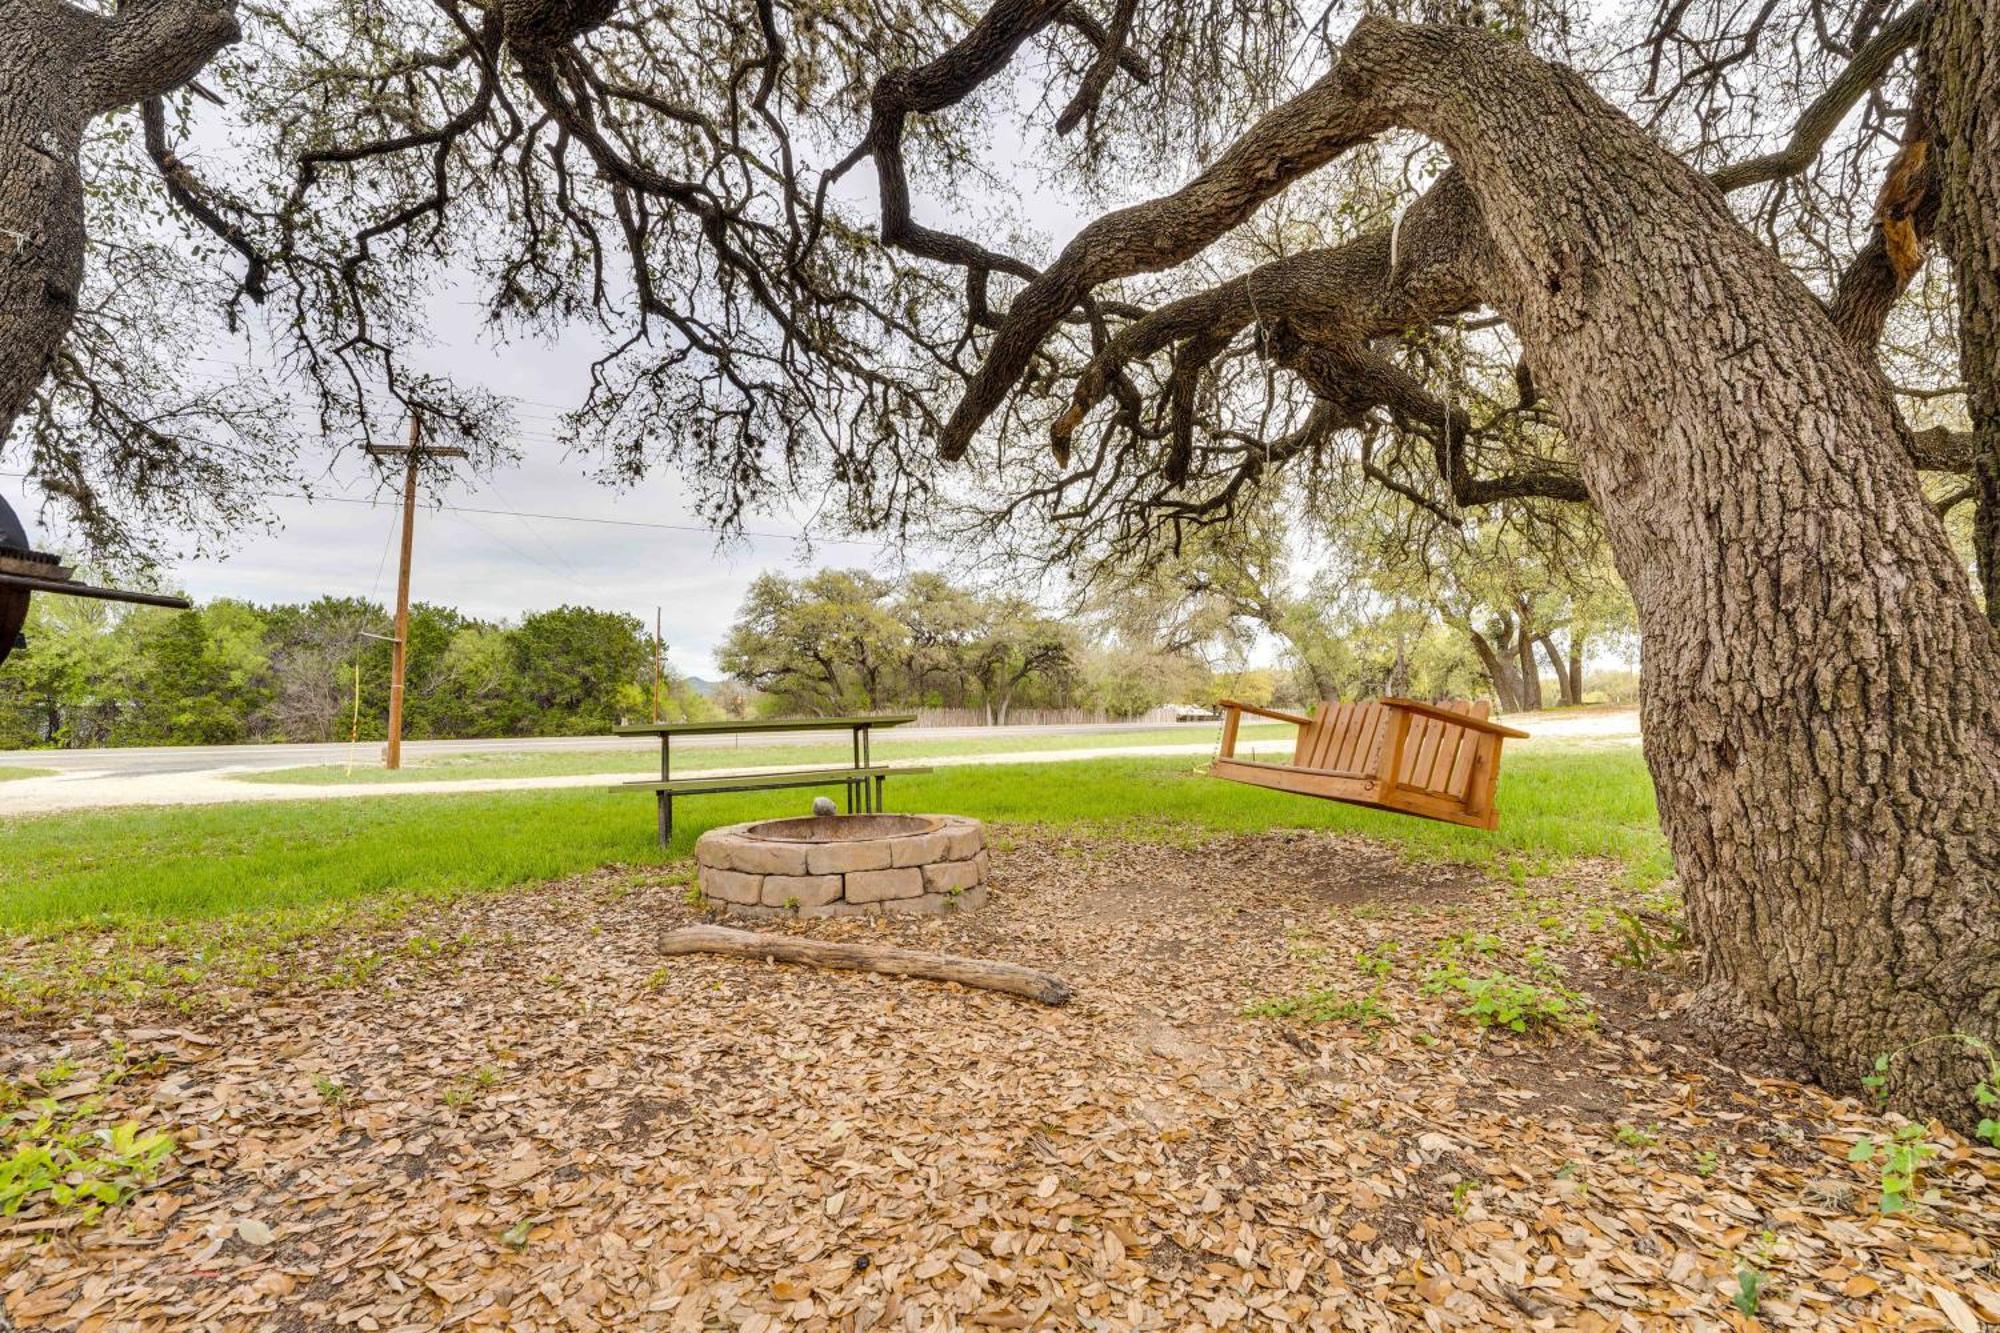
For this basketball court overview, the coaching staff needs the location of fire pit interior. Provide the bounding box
[694,812,987,919]
[745,813,940,843]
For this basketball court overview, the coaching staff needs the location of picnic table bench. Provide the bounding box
[611,714,927,846]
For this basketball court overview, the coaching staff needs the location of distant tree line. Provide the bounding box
[718,571,1080,721]
[2,560,1632,749]
[0,596,704,749]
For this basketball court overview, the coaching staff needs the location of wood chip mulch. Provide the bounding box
[2,828,1996,1330]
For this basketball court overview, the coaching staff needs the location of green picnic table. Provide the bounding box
[611,714,925,846]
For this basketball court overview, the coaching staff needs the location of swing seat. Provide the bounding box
[1211,697,1529,830]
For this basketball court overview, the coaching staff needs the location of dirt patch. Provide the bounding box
[1042,830,1479,929]
[0,827,1994,1330]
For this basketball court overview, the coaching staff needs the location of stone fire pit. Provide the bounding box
[694,813,988,918]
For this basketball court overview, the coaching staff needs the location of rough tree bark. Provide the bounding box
[1537,632,1584,707]
[1385,637,1410,699]
[1512,598,1544,712]
[951,18,2000,1122]
[0,1,241,447]
[1345,23,2000,1117]
[1463,619,1525,712]
[1924,0,2000,621]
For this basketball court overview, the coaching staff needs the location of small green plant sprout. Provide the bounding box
[1449,1178,1482,1215]
[442,1063,502,1109]
[1847,1121,1942,1213]
[1552,1159,1589,1199]
[0,1088,175,1225]
[1750,1228,1782,1266]
[1423,962,1592,1034]
[1354,941,1398,980]
[1241,989,1394,1028]
[1861,1053,1892,1105]
[1430,930,1501,961]
[313,1075,350,1108]
[1858,1033,2000,1149]
[783,895,802,912]
[681,883,707,910]
[397,932,448,959]
[1733,1264,1767,1316]
[35,1058,80,1088]
[1693,1148,1720,1178]
[1607,907,1690,969]
[644,965,671,990]
[1613,1123,1658,1151]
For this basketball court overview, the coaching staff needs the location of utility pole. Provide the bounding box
[365,417,467,770]
[652,606,665,722]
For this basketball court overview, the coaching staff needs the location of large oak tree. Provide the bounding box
[4,0,1997,1121]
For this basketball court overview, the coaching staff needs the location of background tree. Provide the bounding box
[719,569,1077,718]
[719,571,908,714]
[506,606,651,734]
[0,592,666,743]
[969,598,1076,724]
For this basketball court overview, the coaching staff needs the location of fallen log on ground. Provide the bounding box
[659,924,1073,1006]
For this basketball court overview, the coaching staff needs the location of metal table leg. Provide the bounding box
[658,734,673,847]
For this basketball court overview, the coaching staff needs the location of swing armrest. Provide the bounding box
[1217,699,1314,727]
[1380,697,1532,739]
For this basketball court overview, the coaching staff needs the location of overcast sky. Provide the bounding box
[184,334,961,681]
[1,103,1113,681]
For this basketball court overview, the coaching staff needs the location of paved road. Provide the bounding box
[0,721,1212,777]
[0,742,1254,818]
[0,709,1641,818]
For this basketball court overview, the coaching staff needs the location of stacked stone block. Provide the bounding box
[693,815,988,919]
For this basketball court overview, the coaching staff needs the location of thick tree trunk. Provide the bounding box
[1566,633,1584,706]
[0,26,90,442]
[1513,601,1543,711]
[0,2,239,446]
[1287,647,1337,705]
[1924,0,2000,622]
[1464,626,1522,712]
[1341,21,2000,1121]
[1537,633,1582,707]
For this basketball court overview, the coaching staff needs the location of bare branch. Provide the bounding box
[1708,5,1927,193]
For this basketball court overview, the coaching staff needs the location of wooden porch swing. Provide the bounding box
[1211,697,1529,830]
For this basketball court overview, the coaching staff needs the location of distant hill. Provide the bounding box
[684,676,726,697]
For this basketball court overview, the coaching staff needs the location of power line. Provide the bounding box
[0,471,910,551]
[364,496,399,602]
[468,473,595,588]
[286,490,905,549]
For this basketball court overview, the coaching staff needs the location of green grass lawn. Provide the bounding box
[0,745,1669,936]
[237,721,1298,784]
[0,767,53,783]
